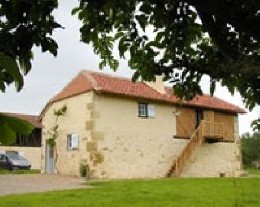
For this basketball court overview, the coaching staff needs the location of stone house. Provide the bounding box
[40,70,245,178]
[0,113,42,169]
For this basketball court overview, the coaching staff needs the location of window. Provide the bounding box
[138,103,155,118]
[67,133,79,150]
[139,103,148,117]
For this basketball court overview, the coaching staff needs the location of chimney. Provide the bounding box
[145,76,166,94]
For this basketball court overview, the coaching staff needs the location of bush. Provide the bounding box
[79,162,89,179]
[241,132,260,167]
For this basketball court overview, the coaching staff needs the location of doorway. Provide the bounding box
[195,110,203,128]
[45,143,54,173]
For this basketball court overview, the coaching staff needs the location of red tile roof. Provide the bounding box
[2,112,41,128]
[49,70,246,114]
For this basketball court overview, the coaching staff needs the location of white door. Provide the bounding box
[45,144,54,173]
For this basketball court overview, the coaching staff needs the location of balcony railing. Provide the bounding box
[202,121,223,139]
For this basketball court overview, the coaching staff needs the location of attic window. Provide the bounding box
[138,103,155,118]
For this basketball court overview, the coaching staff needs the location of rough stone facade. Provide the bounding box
[41,92,94,175]
[181,140,242,177]
[87,94,180,178]
[41,91,242,178]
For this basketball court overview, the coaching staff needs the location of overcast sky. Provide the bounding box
[0,1,258,135]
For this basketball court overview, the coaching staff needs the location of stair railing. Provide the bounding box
[166,120,225,177]
[166,121,205,177]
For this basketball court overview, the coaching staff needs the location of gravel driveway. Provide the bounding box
[0,174,88,196]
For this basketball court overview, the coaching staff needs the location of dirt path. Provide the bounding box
[0,174,88,196]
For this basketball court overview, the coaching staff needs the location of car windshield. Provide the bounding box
[7,154,26,161]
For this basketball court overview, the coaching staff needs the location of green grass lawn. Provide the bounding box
[0,168,40,175]
[0,178,259,207]
[246,168,260,176]
[247,169,260,175]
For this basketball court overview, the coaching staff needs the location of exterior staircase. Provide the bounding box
[166,120,223,177]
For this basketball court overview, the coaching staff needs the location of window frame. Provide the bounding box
[138,103,155,118]
[138,103,148,118]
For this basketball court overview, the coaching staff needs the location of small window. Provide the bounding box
[138,103,155,118]
[139,103,148,117]
[67,133,79,150]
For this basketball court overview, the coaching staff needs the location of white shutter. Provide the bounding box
[148,104,155,118]
[71,133,79,149]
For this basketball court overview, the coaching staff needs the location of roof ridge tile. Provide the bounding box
[81,71,100,90]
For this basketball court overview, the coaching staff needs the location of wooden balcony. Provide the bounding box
[202,121,223,140]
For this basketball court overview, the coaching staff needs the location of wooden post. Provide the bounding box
[222,123,224,139]
[175,159,178,176]
[201,121,204,138]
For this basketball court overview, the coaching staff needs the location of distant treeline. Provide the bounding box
[241,132,260,168]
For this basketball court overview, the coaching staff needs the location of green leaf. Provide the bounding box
[210,79,216,96]
[99,61,106,69]
[71,7,80,15]
[155,32,164,42]
[145,41,164,49]
[54,105,67,116]
[0,53,23,91]
[132,71,140,82]
[136,14,147,31]
[118,36,128,58]
[114,32,125,41]
[0,114,34,145]
[139,4,151,14]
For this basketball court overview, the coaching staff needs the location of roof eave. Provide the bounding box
[39,89,95,120]
[95,90,246,114]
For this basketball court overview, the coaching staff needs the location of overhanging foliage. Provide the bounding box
[73,0,260,109]
[0,0,60,144]
[0,114,34,145]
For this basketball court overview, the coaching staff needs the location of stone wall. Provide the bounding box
[41,91,242,178]
[41,92,94,176]
[86,94,181,178]
[181,140,242,177]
